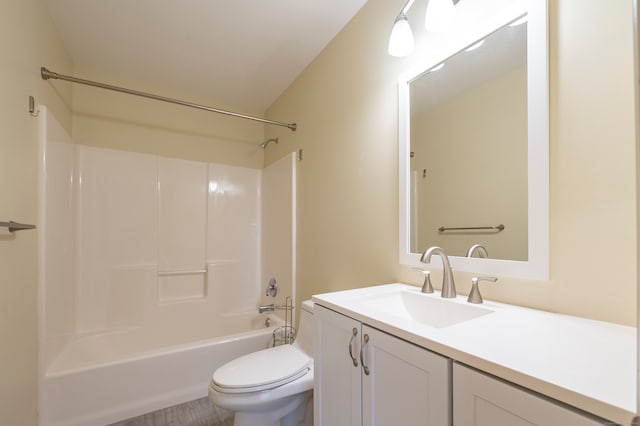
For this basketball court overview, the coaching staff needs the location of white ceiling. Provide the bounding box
[46,0,368,113]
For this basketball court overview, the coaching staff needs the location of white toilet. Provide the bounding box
[208,300,314,426]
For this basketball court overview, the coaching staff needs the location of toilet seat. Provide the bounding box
[211,344,311,394]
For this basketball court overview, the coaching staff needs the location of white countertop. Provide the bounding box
[312,283,637,425]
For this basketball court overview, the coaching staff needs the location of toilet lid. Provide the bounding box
[212,344,311,393]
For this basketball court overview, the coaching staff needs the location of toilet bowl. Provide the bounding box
[208,300,314,426]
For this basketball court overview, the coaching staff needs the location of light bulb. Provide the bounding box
[425,0,456,33]
[388,13,414,57]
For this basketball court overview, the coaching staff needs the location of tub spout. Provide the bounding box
[258,304,275,313]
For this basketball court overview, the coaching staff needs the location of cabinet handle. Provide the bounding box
[348,327,359,367]
[360,334,370,375]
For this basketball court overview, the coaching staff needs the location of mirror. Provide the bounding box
[410,19,528,262]
[399,1,549,279]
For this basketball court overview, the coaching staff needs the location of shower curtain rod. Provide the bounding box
[40,67,297,131]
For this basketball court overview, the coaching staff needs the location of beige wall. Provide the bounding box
[0,0,73,424]
[412,66,528,260]
[72,64,266,168]
[265,0,637,326]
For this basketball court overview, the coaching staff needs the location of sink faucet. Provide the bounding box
[420,246,456,298]
[413,268,434,293]
[468,276,498,304]
[466,244,488,258]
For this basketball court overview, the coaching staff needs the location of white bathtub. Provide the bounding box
[38,110,298,426]
[40,314,278,426]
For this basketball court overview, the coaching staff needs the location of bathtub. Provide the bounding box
[38,110,297,425]
[40,313,279,426]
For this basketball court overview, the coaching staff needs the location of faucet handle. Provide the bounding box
[413,268,434,293]
[468,276,498,304]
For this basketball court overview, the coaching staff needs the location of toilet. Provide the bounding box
[208,300,314,426]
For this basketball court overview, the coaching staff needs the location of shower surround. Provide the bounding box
[38,108,296,425]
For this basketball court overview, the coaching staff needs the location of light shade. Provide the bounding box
[425,0,456,33]
[388,13,414,57]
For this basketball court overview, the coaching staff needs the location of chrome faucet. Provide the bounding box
[258,304,275,313]
[466,244,488,258]
[420,246,456,298]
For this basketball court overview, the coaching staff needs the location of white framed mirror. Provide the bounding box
[398,0,549,279]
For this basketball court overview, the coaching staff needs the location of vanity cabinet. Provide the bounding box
[314,305,451,426]
[453,364,608,426]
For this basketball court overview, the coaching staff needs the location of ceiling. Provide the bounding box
[46,0,368,113]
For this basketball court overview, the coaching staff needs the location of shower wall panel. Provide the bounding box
[158,157,208,303]
[207,164,261,314]
[39,107,76,368]
[261,153,297,321]
[70,146,262,336]
[76,146,158,334]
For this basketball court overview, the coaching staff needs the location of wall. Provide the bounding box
[71,64,266,169]
[0,0,73,424]
[265,0,637,326]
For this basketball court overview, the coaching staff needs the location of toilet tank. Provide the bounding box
[293,300,314,356]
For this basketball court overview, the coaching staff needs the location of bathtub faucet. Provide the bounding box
[258,304,275,313]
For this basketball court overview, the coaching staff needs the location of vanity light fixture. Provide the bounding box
[388,0,416,57]
[388,0,461,58]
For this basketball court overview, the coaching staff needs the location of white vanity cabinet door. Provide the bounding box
[361,325,451,426]
[314,305,452,426]
[314,305,362,426]
[453,364,608,426]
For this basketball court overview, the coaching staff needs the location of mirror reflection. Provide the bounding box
[409,18,528,261]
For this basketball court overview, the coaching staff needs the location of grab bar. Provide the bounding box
[0,221,36,233]
[158,269,206,276]
[438,224,504,233]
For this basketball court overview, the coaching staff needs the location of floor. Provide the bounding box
[107,397,234,426]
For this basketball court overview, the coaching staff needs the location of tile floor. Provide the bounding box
[107,397,233,426]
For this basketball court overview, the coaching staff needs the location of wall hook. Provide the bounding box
[29,96,39,117]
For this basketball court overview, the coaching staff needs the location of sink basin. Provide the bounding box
[359,290,493,328]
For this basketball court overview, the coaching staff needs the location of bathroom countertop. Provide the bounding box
[312,283,637,425]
